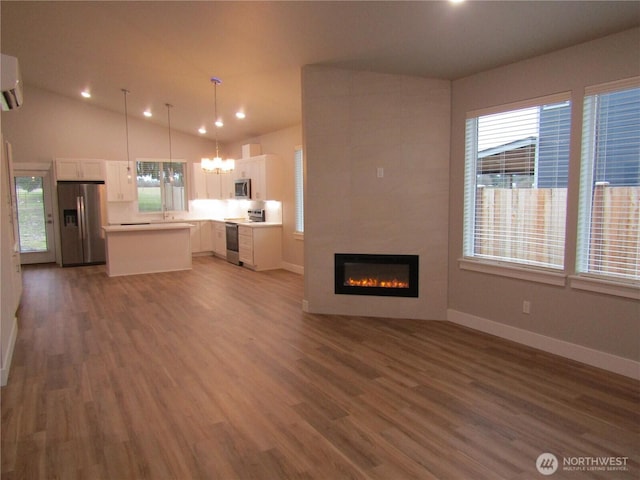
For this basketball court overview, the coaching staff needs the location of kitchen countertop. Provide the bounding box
[103,222,195,233]
[235,222,282,228]
[106,219,282,229]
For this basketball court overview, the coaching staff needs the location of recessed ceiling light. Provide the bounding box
[198,126,207,134]
[81,90,91,98]
[450,0,465,3]
[235,111,246,120]
[215,119,223,127]
[143,109,152,118]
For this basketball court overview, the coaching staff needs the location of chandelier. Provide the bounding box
[202,77,235,174]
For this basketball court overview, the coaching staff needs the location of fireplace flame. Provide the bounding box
[345,277,409,288]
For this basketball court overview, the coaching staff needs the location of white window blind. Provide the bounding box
[463,94,571,269]
[294,147,304,233]
[577,80,640,282]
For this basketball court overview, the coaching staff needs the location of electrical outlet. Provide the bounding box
[523,300,531,314]
[377,167,384,178]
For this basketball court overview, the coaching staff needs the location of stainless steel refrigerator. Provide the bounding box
[57,181,106,266]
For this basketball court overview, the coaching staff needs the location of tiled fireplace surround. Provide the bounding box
[302,66,450,320]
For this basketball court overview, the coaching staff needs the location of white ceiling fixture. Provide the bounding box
[202,77,235,175]
[81,89,91,99]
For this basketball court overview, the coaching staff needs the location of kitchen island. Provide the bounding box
[102,223,193,277]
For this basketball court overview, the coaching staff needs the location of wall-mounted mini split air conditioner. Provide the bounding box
[1,54,23,111]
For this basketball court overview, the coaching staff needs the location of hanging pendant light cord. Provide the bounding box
[213,77,221,159]
[122,89,131,176]
[166,103,173,162]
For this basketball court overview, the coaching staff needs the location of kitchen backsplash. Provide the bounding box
[106,199,282,225]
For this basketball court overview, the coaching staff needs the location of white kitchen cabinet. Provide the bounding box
[191,221,214,255]
[234,154,283,201]
[213,221,226,257]
[238,226,253,265]
[55,158,104,181]
[200,221,213,252]
[192,162,222,200]
[190,221,202,253]
[106,161,135,202]
[220,173,234,199]
[238,224,282,271]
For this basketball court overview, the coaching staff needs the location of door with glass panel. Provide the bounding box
[14,170,56,264]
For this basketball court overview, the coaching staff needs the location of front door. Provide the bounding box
[14,170,56,264]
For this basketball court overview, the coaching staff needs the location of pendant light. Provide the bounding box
[202,76,235,174]
[121,88,132,182]
[166,103,174,184]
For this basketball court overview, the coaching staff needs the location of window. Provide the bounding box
[137,160,187,213]
[577,79,640,283]
[294,147,304,233]
[463,94,571,270]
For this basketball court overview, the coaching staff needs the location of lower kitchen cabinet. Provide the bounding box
[238,225,282,271]
[191,221,214,254]
[213,221,226,257]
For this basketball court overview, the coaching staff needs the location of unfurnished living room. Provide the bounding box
[1,1,639,479]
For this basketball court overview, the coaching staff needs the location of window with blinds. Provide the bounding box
[294,147,304,233]
[137,160,187,213]
[463,94,571,269]
[577,79,640,282]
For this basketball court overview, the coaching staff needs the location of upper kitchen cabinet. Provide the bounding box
[55,158,105,181]
[220,173,234,200]
[192,162,221,200]
[192,162,235,200]
[234,154,283,201]
[106,161,135,202]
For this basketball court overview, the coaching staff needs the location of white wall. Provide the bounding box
[302,66,450,320]
[448,28,640,369]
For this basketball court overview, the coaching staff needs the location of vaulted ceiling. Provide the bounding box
[2,1,638,143]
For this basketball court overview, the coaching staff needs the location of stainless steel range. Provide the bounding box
[225,209,265,265]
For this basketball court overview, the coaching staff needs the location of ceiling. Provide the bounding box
[2,1,639,144]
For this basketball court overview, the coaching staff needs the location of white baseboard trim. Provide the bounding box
[1,316,18,386]
[280,261,304,275]
[447,309,640,380]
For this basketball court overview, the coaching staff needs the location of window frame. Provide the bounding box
[461,92,572,285]
[572,77,640,299]
[136,158,188,214]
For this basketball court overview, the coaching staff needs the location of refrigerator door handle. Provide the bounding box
[77,195,85,240]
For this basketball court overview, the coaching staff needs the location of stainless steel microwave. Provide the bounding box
[234,178,251,199]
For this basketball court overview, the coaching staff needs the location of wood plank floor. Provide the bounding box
[1,256,638,479]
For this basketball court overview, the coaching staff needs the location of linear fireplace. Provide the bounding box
[335,253,419,297]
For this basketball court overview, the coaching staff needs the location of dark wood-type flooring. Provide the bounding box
[2,256,639,479]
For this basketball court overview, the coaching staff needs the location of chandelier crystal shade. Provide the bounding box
[202,77,235,174]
